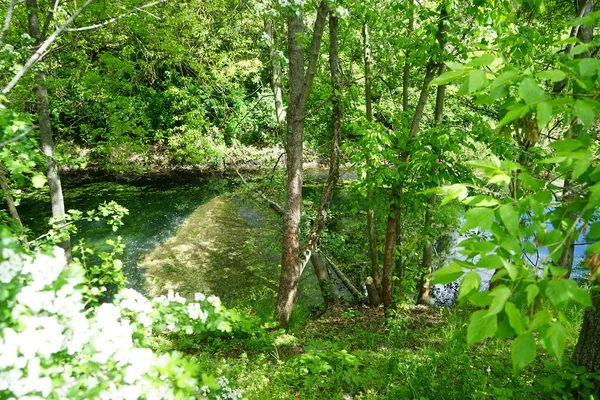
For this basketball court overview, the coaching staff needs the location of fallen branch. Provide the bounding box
[226,152,285,217]
[324,254,365,301]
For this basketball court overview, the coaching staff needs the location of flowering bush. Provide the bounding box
[0,236,242,399]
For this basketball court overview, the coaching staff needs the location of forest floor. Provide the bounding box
[140,190,586,399]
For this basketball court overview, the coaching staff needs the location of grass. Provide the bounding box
[151,300,592,400]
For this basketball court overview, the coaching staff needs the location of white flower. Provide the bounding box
[194,292,206,302]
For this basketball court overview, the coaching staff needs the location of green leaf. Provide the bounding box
[476,254,504,270]
[468,53,495,67]
[578,58,600,77]
[502,259,519,281]
[505,302,524,335]
[544,279,577,308]
[458,271,481,301]
[489,286,512,315]
[462,207,495,232]
[440,184,469,205]
[490,71,519,88]
[31,174,47,188]
[530,310,553,331]
[468,310,498,345]
[525,284,539,306]
[574,100,596,127]
[540,322,567,359]
[536,102,553,131]
[498,104,529,129]
[468,70,489,93]
[431,262,464,285]
[519,172,544,191]
[432,69,468,85]
[498,204,520,236]
[519,78,547,105]
[512,332,537,372]
[537,70,566,82]
[463,195,499,207]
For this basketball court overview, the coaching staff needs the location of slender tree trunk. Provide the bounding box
[381,192,399,307]
[275,1,328,328]
[0,165,22,227]
[417,194,436,304]
[305,11,342,308]
[394,205,404,294]
[402,4,414,113]
[363,22,381,300]
[26,0,71,261]
[416,8,448,305]
[264,17,286,137]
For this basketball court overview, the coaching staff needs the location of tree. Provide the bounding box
[275,1,329,327]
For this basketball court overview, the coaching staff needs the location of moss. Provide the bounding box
[142,195,281,306]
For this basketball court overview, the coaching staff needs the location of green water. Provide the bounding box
[20,175,236,293]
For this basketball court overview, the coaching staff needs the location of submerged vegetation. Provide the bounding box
[1,0,600,398]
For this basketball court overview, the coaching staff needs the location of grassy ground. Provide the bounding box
[150,300,590,399]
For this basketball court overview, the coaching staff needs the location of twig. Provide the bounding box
[66,0,167,31]
[0,127,34,148]
[0,0,20,47]
[1,0,95,95]
[226,152,285,216]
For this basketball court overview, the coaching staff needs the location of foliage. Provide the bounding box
[0,233,242,399]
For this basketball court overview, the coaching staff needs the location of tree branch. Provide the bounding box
[0,126,34,148]
[297,0,328,114]
[1,0,95,95]
[66,0,166,32]
[0,0,19,47]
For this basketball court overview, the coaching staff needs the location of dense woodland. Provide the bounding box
[1,0,600,398]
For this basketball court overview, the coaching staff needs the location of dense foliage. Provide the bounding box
[1,0,599,398]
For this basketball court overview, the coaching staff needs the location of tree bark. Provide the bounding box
[416,8,448,304]
[573,292,600,395]
[363,22,381,300]
[303,11,342,308]
[264,17,286,137]
[381,192,399,307]
[275,1,328,328]
[311,252,335,307]
[417,194,436,305]
[366,276,381,307]
[0,165,22,227]
[26,0,71,261]
[402,3,414,113]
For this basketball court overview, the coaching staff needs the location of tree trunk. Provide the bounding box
[303,11,342,308]
[26,0,71,261]
[311,252,335,307]
[416,8,448,305]
[573,292,600,395]
[394,206,404,293]
[417,194,436,305]
[264,17,286,137]
[0,165,22,227]
[275,1,328,328]
[402,3,414,113]
[363,22,381,299]
[381,193,399,307]
[366,276,381,307]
